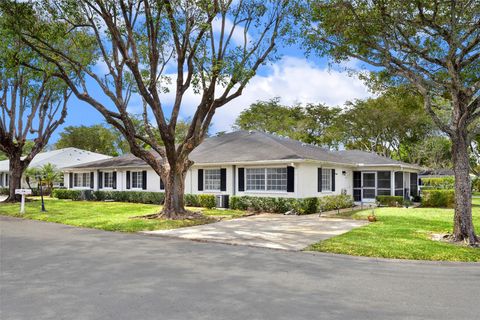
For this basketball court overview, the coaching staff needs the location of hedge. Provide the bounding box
[421,177,455,189]
[229,195,354,214]
[0,187,9,195]
[51,189,217,208]
[376,195,404,207]
[52,189,82,200]
[93,190,165,204]
[421,189,455,208]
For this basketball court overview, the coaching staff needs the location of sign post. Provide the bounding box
[15,189,32,214]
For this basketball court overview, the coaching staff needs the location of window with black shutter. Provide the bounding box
[238,168,244,191]
[126,171,131,189]
[142,171,147,190]
[287,166,294,192]
[317,168,322,192]
[198,169,204,191]
[220,168,227,191]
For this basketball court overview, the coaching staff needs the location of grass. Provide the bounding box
[0,198,246,232]
[307,198,480,262]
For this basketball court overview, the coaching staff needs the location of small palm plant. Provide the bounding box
[40,163,60,197]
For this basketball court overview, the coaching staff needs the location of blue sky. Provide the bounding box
[51,42,372,144]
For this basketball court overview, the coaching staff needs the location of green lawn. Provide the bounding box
[0,198,246,232]
[307,198,480,262]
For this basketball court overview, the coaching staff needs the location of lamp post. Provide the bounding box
[36,173,46,212]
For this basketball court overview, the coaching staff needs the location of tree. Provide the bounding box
[304,0,480,244]
[56,124,123,156]
[234,98,306,138]
[6,0,292,217]
[411,136,452,169]
[234,98,342,147]
[339,87,434,161]
[0,7,69,202]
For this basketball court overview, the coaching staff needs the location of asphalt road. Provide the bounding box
[1,216,479,320]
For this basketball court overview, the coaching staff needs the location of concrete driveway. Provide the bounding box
[2,216,480,320]
[144,213,367,250]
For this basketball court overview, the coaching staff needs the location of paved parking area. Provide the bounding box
[144,213,367,250]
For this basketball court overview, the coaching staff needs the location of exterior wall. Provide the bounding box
[296,162,352,198]
[63,163,421,201]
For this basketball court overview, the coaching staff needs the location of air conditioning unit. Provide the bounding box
[215,194,229,208]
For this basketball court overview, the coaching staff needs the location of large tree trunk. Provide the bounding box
[160,161,192,219]
[6,153,25,202]
[451,131,478,245]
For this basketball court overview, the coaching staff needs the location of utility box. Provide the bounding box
[215,194,229,209]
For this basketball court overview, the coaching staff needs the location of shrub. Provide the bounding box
[184,194,201,207]
[318,195,354,212]
[300,197,319,214]
[198,194,216,209]
[0,187,9,195]
[421,177,455,189]
[52,189,82,200]
[421,189,455,208]
[93,190,165,204]
[229,195,353,214]
[376,195,404,207]
[473,177,480,192]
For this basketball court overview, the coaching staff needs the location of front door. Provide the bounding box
[362,172,376,200]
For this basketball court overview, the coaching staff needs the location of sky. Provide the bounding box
[50,32,373,144]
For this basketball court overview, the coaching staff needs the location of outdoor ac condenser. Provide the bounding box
[215,194,229,209]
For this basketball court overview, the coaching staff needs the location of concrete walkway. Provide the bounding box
[144,214,367,250]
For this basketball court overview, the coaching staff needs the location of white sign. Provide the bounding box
[15,189,32,195]
[15,189,32,214]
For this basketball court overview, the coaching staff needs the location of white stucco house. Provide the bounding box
[62,131,422,206]
[0,148,111,188]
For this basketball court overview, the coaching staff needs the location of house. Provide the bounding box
[62,131,422,205]
[0,148,111,188]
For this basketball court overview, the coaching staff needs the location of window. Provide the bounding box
[377,171,391,196]
[322,169,332,191]
[131,171,143,189]
[74,173,90,188]
[246,168,265,191]
[394,171,403,196]
[204,169,221,191]
[246,168,287,191]
[104,172,114,188]
[266,168,287,191]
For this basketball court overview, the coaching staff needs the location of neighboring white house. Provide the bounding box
[62,131,422,206]
[0,148,111,188]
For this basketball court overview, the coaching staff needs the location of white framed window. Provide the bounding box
[104,172,114,188]
[322,169,332,191]
[204,169,221,191]
[131,171,143,189]
[266,168,287,191]
[246,168,287,192]
[74,173,90,188]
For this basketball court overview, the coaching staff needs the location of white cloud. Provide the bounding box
[210,56,372,132]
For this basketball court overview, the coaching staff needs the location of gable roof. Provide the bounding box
[189,130,351,164]
[64,131,421,170]
[0,148,111,172]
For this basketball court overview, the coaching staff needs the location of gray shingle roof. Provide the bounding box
[64,131,420,169]
[0,148,111,172]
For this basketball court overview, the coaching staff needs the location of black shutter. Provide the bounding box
[98,171,103,189]
[90,172,94,189]
[69,173,73,189]
[160,177,164,190]
[220,168,227,191]
[287,166,295,192]
[142,171,147,190]
[331,169,336,192]
[126,171,131,189]
[238,168,245,192]
[113,172,117,190]
[317,168,322,192]
[198,169,204,191]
